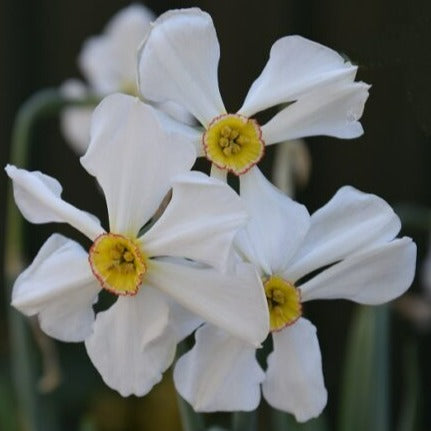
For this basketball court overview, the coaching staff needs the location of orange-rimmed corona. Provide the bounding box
[203,114,265,175]
[264,275,302,332]
[89,233,147,296]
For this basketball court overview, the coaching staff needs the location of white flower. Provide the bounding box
[61,4,191,153]
[173,168,416,421]
[6,94,269,396]
[272,138,311,196]
[137,8,369,181]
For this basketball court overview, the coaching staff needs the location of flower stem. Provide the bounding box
[231,411,257,431]
[5,88,99,431]
[175,341,206,431]
[270,409,328,430]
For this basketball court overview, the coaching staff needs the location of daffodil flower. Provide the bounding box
[61,4,191,153]
[137,8,369,181]
[7,94,269,396]
[173,168,416,421]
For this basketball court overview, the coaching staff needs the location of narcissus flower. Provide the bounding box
[7,94,269,396]
[138,8,369,180]
[61,4,191,153]
[173,169,416,421]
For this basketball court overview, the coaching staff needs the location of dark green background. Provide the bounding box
[1,1,431,430]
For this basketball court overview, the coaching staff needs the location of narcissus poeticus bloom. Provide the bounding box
[137,8,369,181]
[7,94,269,396]
[174,169,416,422]
[61,4,191,153]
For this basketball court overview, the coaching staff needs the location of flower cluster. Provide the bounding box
[7,6,416,423]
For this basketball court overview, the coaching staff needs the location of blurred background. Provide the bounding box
[1,0,431,430]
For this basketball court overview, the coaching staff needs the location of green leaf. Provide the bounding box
[0,377,19,431]
[338,305,390,431]
[397,339,419,431]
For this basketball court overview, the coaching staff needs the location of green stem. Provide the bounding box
[270,409,328,431]
[175,393,206,431]
[175,341,205,431]
[232,411,257,431]
[5,88,99,431]
[397,340,419,431]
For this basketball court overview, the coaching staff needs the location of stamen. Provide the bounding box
[264,276,302,332]
[89,233,147,296]
[203,113,265,176]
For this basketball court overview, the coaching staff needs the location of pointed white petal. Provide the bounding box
[81,94,196,234]
[79,4,155,94]
[138,8,225,126]
[261,82,369,145]
[5,165,103,240]
[239,35,358,116]
[148,260,269,346]
[300,238,416,304]
[236,167,310,275]
[174,324,264,412]
[85,286,173,396]
[12,234,100,342]
[287,186,402,281]
[143,171,247,272]
[263,318,327,422]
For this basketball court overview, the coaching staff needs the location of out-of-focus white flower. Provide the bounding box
[7,94,269,396]
[174,169,416,422]
[272,138,311,196]
[137,8,369,183]
[421,234,431,299]
[61,4,191,154]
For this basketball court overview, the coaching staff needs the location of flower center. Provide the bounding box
[120,79,139,97]
[264,276,302,332]
[203,114,265,176]
[89,233,147,296]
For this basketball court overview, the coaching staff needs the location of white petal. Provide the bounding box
[300,238,416,304]
[238,36,357,117]
[5,165,103,240]
[138,8,225,126]
[143,171,247,272]
[174,324,264,412]
[148,260,269,346]
[261,82,370,145]
[12,234,100,342]
[210,164,228,182]
[151,106,203,155]
[59,78,88,99]
[236,167,310,275]
[286,186,402,281]
[262,318,327,422]
[167,300,203,342]
[59,79,93,154]
[155,100,196,128]
[60,106,93,155]
[239,35,358,116]
[81,94,196,234]
[85,286,173,396]
[79,4,155,94]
